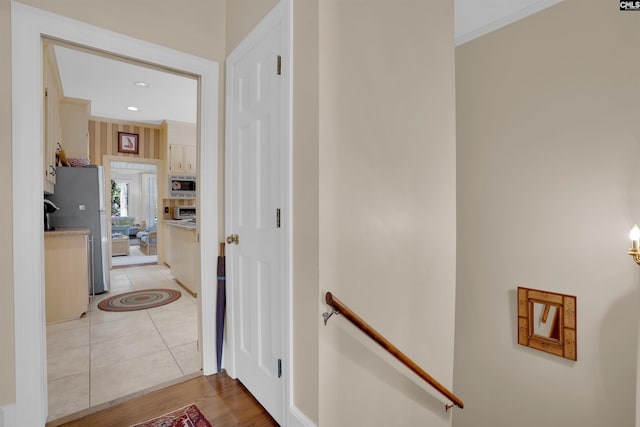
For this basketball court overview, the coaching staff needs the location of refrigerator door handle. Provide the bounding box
[87,235,92,307]
[88,234,95,298]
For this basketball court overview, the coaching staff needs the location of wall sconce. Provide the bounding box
[629,224,640,265]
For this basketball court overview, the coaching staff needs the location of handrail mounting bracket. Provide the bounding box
[322,309,339,325]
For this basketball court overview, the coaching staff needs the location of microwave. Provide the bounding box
[173,206,196,220]
[169,175,196,198]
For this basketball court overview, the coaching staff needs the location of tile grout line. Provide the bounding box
[49,264,186,420]
[146,305,187,377]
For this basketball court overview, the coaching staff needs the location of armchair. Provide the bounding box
[137,222,158,255]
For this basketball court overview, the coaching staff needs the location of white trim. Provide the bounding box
[289,405,317,427]
[223,41,236,380]
[283,2,295,427]
[103,154,163,270]
[224,0,292,425]
[455,0,564,46]
[11,3,218,425]
[0,403,16,427]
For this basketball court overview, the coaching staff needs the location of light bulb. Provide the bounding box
[630,224,640,251]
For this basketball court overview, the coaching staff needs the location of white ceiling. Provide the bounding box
[53,0,563,124]
[54,45,197,125]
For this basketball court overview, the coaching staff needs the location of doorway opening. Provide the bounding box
[40,37,204,421]
[110,161,158,267]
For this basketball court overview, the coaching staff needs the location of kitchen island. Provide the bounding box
[44,227,89,323]
[165,220,199,297]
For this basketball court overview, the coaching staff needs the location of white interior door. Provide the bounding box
[225,9,287,425]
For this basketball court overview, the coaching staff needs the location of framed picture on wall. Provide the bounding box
[118,132,139,154]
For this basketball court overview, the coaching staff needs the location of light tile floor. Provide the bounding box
[46,264,201,421]
[111,243,158,267]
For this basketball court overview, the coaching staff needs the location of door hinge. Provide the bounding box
[277,55,282,76]
[278,359,282,378]
[276,208,281,228]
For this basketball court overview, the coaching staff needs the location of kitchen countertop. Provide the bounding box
[44,227,90,237]
[164,220,196,230]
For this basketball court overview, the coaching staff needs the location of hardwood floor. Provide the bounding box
[51,372,278,427]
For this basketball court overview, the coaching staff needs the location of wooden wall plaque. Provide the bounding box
[517,287,577,361]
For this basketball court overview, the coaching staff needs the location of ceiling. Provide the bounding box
[53,0,563,124]
[54,45,197,125]
[455,0,563,45]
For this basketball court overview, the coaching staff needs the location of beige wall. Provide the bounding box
[454,1,640,426]
[292,0,319,422]
[318,1,457,426]
[18,0,225,61]
[0,0,16,407]
[225,0,278,54]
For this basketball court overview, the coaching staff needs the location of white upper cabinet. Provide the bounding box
[60,98,90,160]
[185,145,197,174]
[169,144,186,173]
[164,120,196,175]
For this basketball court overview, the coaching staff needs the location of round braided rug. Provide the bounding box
[98,289,181,312]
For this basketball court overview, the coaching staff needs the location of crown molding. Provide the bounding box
[456,0,564,46]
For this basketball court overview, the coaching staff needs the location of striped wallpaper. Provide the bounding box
[89,119,163,165]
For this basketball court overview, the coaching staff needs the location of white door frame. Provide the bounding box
[224,0,293,424]
[10,3,218,425]
[104,154,163,267]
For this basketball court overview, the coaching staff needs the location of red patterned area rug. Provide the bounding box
[98,289,181,312]
[130,404,212,427]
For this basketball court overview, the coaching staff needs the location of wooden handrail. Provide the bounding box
[324,291,464,410]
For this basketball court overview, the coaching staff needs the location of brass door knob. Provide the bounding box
[226,234,239,245]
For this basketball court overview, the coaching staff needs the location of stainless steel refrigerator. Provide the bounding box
[46,165,110,294]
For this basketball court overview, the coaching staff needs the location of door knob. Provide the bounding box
[226,234,239,245]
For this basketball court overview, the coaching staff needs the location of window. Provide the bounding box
[111,180,129,216]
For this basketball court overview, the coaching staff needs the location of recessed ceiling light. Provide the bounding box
[127,106,139,111]
[134,81,150,88]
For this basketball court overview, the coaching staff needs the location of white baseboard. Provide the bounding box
[289,405,316,427]
[0,403,16,427]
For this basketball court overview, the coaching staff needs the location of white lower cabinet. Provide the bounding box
[169,224,199,297]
